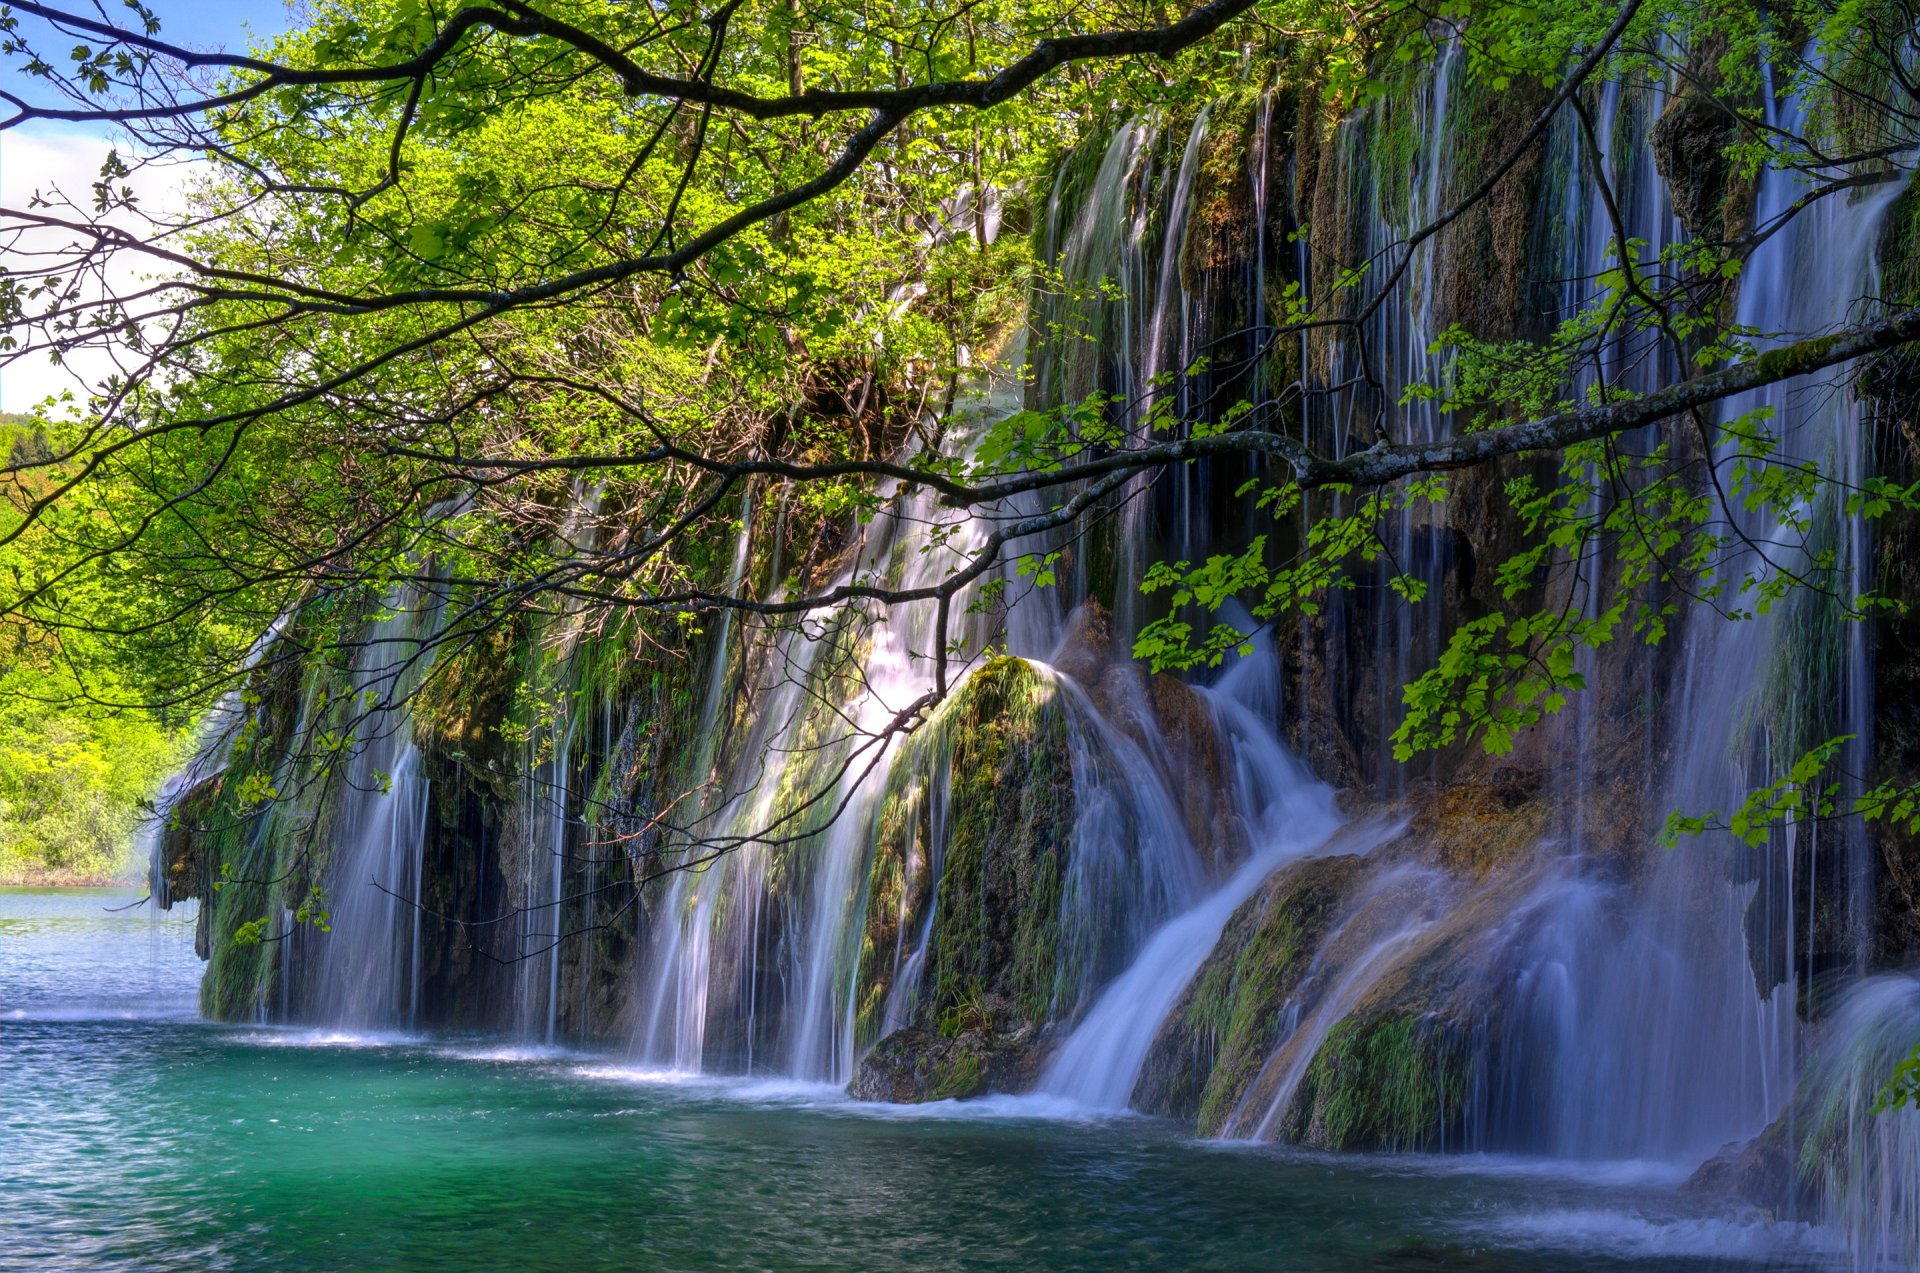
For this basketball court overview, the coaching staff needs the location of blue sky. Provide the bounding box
[2,2,295,412]
[1,0,291,111]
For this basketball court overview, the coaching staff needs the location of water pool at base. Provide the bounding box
[1,889,1844,1271]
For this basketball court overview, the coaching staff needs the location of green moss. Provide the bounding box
[179,769,290,1021]
[852,768,928,1050]
[1186,862,1356,1134]
[1126,855,1362,1131]
[927,1046,987,1101]
[850,657,1076,1051]
[412,619,521,780]
[924,657,1073,1025]
[1293,1010,1473,1151]
[1366,77,1426,230]
[1879,178,1920,311]
[1180,91,1258,295]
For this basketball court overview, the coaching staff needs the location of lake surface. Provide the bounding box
[1,888,1847,1271]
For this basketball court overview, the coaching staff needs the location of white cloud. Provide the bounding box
[0,124,201,415]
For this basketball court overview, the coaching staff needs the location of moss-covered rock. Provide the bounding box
[1434,73,1550,344]
[1400,772,1551,881]
[1135,853,1367,1130]
[1649,36,1756,250]
[921,657,1074,1026]
[412,620,521,788]
[1282,1009,1475,1151]
[848,656,1075,1098]
[852,1027,990,1101]
[850,1022,1043,1103]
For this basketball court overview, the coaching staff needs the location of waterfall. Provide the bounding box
[1037,635,1341,1108]
[506,480,608,1043]
[631,489,758,1067]
[631,377,1011,1078]
[516,706,579,1044]
[310,587,443,1031]
[621,284,1335,1083]
[1510,67,1911,1162]
[1235,867,1452,1140]
[142,616,292,908]
[169,35,1920,1270]
[1801,975,1920,1269]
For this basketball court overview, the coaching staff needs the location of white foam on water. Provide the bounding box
[3,1003,201,1023]
[235,1027,427,1049]
[829,1091,1120,1125]
[438,1042,576,1064]
[1490,1208,1845,1264]
[571,1064,713,1087]
[570,1063,1116,1125]
[1364,1152,1699,1190]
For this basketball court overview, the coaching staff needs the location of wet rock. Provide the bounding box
[1146,672,1247,872]
[852,657,1075,1054]
[1865,426,1920,965]
[850,1019,1043,1103]
[1650,37,1753,248]
[1435,76,1550,343]
[1135,853,1368,1130]
[1683,1119,1802,1213]
[851,1027,993,1102]
[1050,599,1244,867]
[1049,596,1116,691]
[1399,772,1550,882]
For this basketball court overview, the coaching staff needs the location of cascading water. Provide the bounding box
[512,482,607,1044]
[1036,635,1345,1109]
[620,253,1343,1086]
[310,587,443,1031]
[142,616,292,909]
[1316,35,1462,791]
[1504,67,1912,1163]
[631,387,1010,1078]
[630,488,760,1068]
[1801,975,1920,1268]
[612,47,1917,1163]
[1233,865,1453,1141]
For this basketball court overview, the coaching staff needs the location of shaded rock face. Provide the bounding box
[415,766,513,1031]
[1866,421,1920,967]
[1683,1118,1803,1214]
[155,775,222,960]
[1650,34,1756,250]
[1050,599,1246,870]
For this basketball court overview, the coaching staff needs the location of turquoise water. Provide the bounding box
[2,889,1844,1271]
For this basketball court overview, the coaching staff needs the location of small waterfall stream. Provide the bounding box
[311,587,442,1031]
[1238,867,1453,1141]
[1037,637,1342,1109]
[1804,975,1920,1267]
